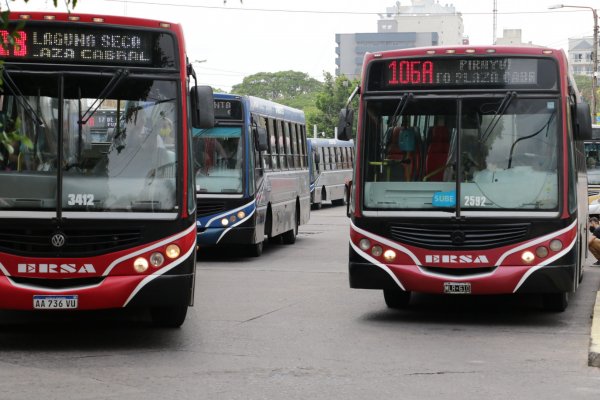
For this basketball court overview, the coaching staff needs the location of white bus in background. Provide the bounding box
[307,138,354,209]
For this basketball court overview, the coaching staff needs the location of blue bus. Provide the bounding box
[192,94,310,256]
[307,138,354,209]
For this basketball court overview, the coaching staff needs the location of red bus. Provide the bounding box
[338,46,592,312]
[0,12,214,326]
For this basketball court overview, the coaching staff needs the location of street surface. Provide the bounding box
[1,205,600,399]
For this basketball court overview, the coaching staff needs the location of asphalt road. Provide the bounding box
[0,205,599,400]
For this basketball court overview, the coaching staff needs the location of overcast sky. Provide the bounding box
[12,0,600,90]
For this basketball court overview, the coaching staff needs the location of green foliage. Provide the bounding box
[310,72,359,138]
[231,70,323,102]
[575,75,593,106]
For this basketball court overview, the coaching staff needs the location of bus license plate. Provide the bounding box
[33,295,78,309]
[443,282,471,294]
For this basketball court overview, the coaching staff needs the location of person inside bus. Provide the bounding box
[386,118,421,181]
[197,136,228,175]
[589,217,600,266]
[588,151,598,169]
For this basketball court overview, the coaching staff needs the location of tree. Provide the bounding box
[231,71,322,103]
[310,72,359,138]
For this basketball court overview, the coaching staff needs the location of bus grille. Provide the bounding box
[389,222,530,249]
[9,277,105,289]
[196,200,226,217]
[0,227,142,255]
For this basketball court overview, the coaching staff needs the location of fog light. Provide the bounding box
[165,244,181,259]
[549,239,563,252]
[371,245,383,257]
[149,252,165,267]
[383,249,396,262]
[359,238,371,251]
[535,246,549,258]
[521,251,535,263]
[133,257,149,273]
[221,218,229,226]
[237,211,246,219]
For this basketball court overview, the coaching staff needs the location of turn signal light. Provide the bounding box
[165,244,181,259]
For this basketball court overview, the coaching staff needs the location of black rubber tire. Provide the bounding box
[383,289,411,309]
[151,306,188,328]
[331,198,345,206]
[542,292,569,312]
[247,241,263,257]
[281,209,298,245]
[311,202,322,210]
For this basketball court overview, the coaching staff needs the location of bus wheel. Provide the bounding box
[282,209,298,245]
[151,306,188,328]
[247,240,263,257]
[383,289,411,309]
[311,202,322,210]
[331,198,345,206]
[542,292,569,312]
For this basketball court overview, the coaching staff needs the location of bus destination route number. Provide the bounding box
[0,28,153,64]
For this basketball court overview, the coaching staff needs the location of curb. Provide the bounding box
[589,291,600,367]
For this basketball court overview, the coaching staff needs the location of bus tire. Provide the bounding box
[332,198,345,206]
[282,208,298,245]
[248,240,263,257]
[542,292,569,312]
[311,201,322,210]
[383,289,411,309]
[151,305,188,328]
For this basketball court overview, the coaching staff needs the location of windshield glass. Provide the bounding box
[585,141,600,185]
[362,96,559,212]
[0,72,178,212]
[192,126,243,194]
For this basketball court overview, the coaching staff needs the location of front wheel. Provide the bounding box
[542,292,569,312]
[151,306,188,328]
[383,289,411,309]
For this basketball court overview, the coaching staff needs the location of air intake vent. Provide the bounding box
[196,200,226,217]
[389,222,530,250]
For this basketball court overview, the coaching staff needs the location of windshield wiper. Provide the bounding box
[1,69,45,126]
[388,93,413,130]
[507,111,556,169]
[480,91,517,144]
[78,68,129,125]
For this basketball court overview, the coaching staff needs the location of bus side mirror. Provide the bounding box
[337,108,354,141]
[191,85,215,129]
[254,126,268,152]
[575,102,592,141]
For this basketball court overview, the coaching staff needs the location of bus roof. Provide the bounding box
[214,93,305,124]
[9,11,181,30]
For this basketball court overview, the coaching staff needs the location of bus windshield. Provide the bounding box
[0,72,178,212]
[193,126,243,194]
[362,96,559,211]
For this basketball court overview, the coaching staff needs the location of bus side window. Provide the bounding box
[284,121,292,168]
[290,123,298,168]
[277,120,287,169]
[267,117,277,170]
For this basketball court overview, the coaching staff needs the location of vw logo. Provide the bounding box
[50,233,66,248]
[451,230,465,245]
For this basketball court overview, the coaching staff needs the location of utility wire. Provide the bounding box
[103,0,589,16]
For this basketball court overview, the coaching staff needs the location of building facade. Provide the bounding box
[568,37,597,76]
[335,0,464,80]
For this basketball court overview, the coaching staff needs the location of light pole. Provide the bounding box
[550,4,598,120]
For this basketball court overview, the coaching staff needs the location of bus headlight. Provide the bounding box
[237,211,246,219]
[221,218,229,226]
[383,249,396,262]
[149,252,165,267]
[521,251,535,264]
[549,239,563,252]
[165,244,181,259]
[371,245,383,257]
[359,238,371,251]
[535,246,548,258]
[133,257,149,273]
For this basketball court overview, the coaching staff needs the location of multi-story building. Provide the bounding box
[568,37,596,76]
[335,0,464,79]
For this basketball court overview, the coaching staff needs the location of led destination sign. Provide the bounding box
[0,26,158,65]
[368,57,558,91]
[214,100,243,121]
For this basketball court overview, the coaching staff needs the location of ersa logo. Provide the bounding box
[425,255,490,264]
[18,263,96,274]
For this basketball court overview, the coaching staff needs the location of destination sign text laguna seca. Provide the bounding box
[0,28,153,64]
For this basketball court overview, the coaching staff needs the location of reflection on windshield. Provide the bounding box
[0,73,178,212]
[362,97,559,211]
[192,126,243,194]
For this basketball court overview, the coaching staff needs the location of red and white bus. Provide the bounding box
[0,12,214,326]
[338,46,592,311]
